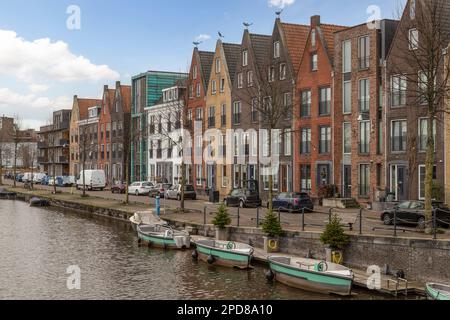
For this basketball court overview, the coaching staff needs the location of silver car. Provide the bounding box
[165,185,197,201]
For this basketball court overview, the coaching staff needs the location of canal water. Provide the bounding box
[0,200,409,300]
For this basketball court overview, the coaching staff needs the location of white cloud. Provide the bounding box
[0,29,120,84]
[29,84,50,94]
[268,0,295,8]
[0,88,71,110]
[195,34,211,42]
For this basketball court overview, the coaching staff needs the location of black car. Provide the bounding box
[271,192,314,213]
[380,201,450,228]
[224,189,262,208]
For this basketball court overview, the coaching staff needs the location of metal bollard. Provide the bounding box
[433,209,437,240]
[359,208,363,235]
[394,208,397,237]
[237,207,240,227]
[256,207,260,228]
[301,207,305,232]
[203,206,207,226]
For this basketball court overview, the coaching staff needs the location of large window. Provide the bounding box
[359,79,370,112]
[343,81,352,114]
[343,122,351,154]
[391,120,407,152]
[319,87,331,115]
[319,126,331,154]
[391,75,407,107]
[419,118,436,152]
[233,101,241,125]
[300,165,312,192]
[342,40,351,73]
[300,90,311,117]
[419,165,437,200]
[208,106,215,128]
[221,104,226,127]
[359,164,370,197]
[196,165,203,186]
[300,128,311,155]
[358,36,370,69]
[409,28,419,50]
[359,121,370,154]
[284,131,292,156]
[195,108,203,121]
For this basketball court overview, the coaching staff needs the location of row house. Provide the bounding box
[295,16,347,197]
[333,19,398,203]
[147,81,190,185]
[69,96,102,176]
[204,40,241,197]
[98,85,116,183]
[37,109,71,176]
[131,71,187,182]
[186,48,214,190]
[78,105,102,170]
[385,0,450,202]
[446,42,450,203]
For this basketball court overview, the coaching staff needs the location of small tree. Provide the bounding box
[261,209,284,238]
[212,203,231,229]
[320,214,350,251]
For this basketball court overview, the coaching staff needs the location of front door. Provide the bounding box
[207,164,216,190]
[317,164,330,187]
[390,165,407,201]
[343,165,352,198]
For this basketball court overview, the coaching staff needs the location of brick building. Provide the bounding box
[98,86,116,183]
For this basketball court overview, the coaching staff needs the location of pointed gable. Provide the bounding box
[249,33,272,70]
[279,22,310,74]
[316,23,348,65]
[119,85,131,113]
[222,42,241,83]
[78,98,102,120]
[198,50,214,89]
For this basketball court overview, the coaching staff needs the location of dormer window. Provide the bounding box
[311,29,316,49]
[274,41,280,58]
[410,0,416,19]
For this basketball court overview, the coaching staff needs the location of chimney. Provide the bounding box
[311,15,321,28]
[116,81,121,88]
[104,85,108,91]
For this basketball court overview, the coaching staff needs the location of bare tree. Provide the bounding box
[78,126,95,197]
[19,143,37,190]
[390,0,450,225]
[0,123,11,185]
[11,115,23,188]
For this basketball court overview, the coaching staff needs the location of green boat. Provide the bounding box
[426,283,450,300]
[193,240,254,269]
[137,224,190,250]
[267,256,353,296]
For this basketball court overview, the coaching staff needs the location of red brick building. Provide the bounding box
[294,16,346,197]
[98,86,116,184]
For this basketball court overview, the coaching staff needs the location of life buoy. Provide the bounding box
[226,242,236,250]
[268,239,278,251]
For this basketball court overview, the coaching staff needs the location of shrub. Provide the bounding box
[261,210,284,238]
[212,203,231,229]
[320,214,350,250]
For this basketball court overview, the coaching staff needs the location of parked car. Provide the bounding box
[15,174,24,182]
[22,172,34,183]
[48,176,64,187]
[165,184,197,201]
[380,201,450,228]
[111,181,127,194]
[33,173,47,184]
[61,176,75,187]
[41,176,51,185]
[271,192,314,213]
[224,189,262,208]
[128,182,154,196]
[149,183,172,198]
[76,170,106,191]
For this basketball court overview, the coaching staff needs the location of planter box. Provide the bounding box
[263,236,280,253]
[215,228,229,241]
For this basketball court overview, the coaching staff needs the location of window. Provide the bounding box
[410,0,416,19]
[268,66,275,82]
[215,58,221,73]
[391,75,407,107]
[283,92,292,119]
[359,121,370,154]
[391,120,407,152]
[195,136,203,157]
[418,71,433,104]
[300,90,311,117]
[220,78,225,92]
[319,126,331,154]
[343,81,352,113]
[237,73,243,88]
[280,63,286,80]
[358,36,370,69]
[193,65,198,79]
[196,83,201,97]
[359,79,370,112]
[409,29,419,50]
[311,53,318,71]
[220,134,226,157]
[311,29,316,49]
[233,101,241,125]
[251,98,258,122]
[196,165,203,186]
[221,104,226,127]
[208,106,215,128]
[284,131,292,156]
[300,165,312,192]
[211,80,217,94]
[247,71,254,87]
[221,165,227,188]
[359,164,370,197]
[274,41,280,58]
[187,110,193,128]
[342,40,352,73]
[343,122,351,154]
[419,118,436,152]
[419,165,437,200]
[242,50,248,66]
[319,87,331,115]
[300,128,311,155]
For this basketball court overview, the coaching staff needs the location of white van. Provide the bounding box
[22,172,34,183]
[33,173,47,184]
[76,170,106,191]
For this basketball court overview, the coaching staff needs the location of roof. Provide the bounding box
[280,22,310,73]
[119,85,131,113]
[317,24,348,64]
[222,42,241,83]
[441,0,450,35]
[249,33,272,68]
[106,89,116,112]
[198,51,215,87]
[77,98,102,120]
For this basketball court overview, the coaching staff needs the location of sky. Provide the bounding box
[0,0,405,130]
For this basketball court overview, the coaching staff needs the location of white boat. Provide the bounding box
[129,211,168,232]
[137,224,191,250]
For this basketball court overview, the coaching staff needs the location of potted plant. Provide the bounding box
[212,203,231,241]
[320,214,350,264]
[261,209,284,253]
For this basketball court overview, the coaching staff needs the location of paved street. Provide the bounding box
[2,179,449,239]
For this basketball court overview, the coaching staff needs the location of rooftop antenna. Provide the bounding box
[243,22,253,29]
[193,41,202,47]
[218,31,225,39]
[276,9,284,18]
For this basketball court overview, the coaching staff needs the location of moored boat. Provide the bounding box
[129,213,143,232]
[426,283,450,300]
[29,197,50,207]
[193,239,254,269]
[137,224,190,250]
[267,256,353,296]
